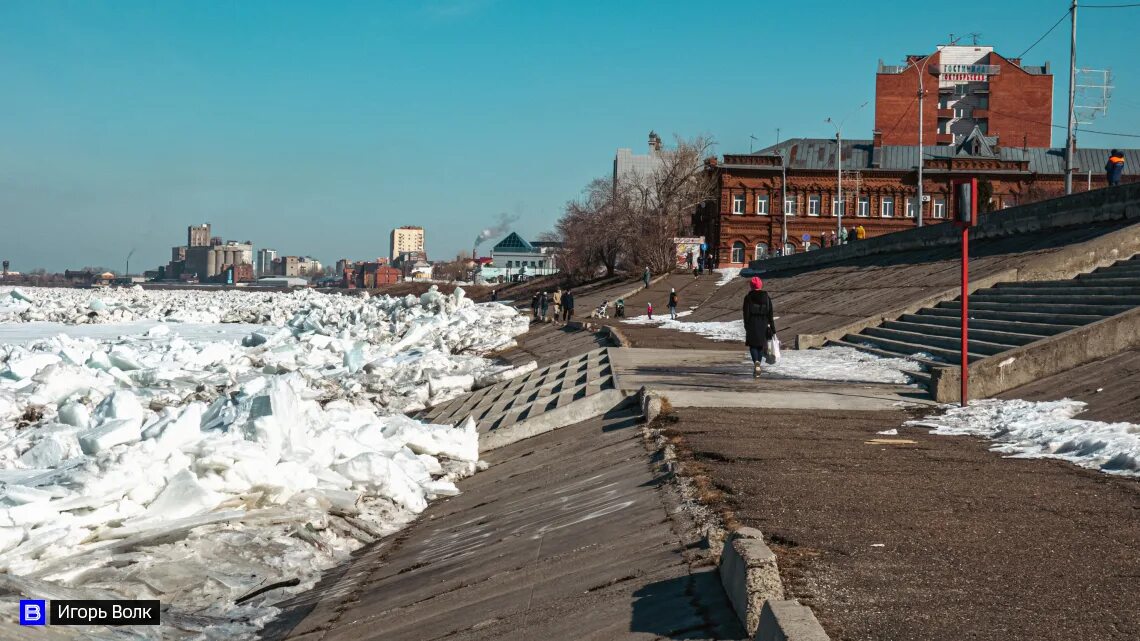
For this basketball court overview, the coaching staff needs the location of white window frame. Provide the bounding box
[756,194,769,215]
[731,242,745,264]
[881,196,895,218]
[784,196,796,216]
[732,194,745,215]
[754,243,768,260]
[857,196,870,217]
[905,197,916,218]
[832,196,846,217]
[933,198,946,219]
[808,194,821,216]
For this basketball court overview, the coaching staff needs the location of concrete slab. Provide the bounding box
[261,409,747,641]
[608,348,936,410]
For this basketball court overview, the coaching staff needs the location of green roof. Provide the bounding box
[492,232,534,252]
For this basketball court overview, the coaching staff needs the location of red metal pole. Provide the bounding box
[961,225,969,406]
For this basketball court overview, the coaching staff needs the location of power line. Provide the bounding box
[983,107,1140,139]
[1082,2,1140,7]
[1017,9,1071,59]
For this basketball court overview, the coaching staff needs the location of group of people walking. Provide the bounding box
[530,288,575,323]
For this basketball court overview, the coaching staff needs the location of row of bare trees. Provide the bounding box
[544,134,718,282]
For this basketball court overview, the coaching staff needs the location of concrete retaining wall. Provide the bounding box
[748,182,1140,276]
[932,305,1140,402]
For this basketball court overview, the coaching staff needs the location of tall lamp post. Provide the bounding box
[826,102,868,241]
[904,54,935,226]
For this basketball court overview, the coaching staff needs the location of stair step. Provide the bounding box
[985,285,1140,296]
[843,333,987,363]
[1002,277,1140,288]
[935,300,1135,316]
[918,306,1108,326]
[968,293,1140,306]
[861,326,1016,356]
[882,320,1041,346]
[901,313,1075,336]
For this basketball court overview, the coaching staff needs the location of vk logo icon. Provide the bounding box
[20,599,46,625]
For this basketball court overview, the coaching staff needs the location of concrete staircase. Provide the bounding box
[831,255,1140,385]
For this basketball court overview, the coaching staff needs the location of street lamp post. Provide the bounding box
[826,102,868,243]
[904,54,935,226]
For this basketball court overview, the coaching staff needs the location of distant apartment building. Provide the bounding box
[257,248,278,276]
[271,255,323,278]
[614,131,666,186]
[390,226,425,260]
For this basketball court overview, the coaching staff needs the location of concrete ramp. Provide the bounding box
[421,348,628,450]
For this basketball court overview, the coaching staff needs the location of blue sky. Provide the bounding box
[1,0,1137,272]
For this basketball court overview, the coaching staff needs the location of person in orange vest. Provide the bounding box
[1106,150,1126,187]
[856,225,867,241]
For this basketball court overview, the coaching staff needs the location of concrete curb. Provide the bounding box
[931,304,1140,402]
[718,527,785,637]
[755,599,831,641]
[637,386,665,423]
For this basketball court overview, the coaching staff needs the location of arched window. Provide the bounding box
[731,241,745,264]
[754,243,769,260]
[783,242,797,255]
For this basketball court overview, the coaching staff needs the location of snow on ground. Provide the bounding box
[714,267,742,287]
[0,286,530,639]
[907,399,1140,477]
[762,346,924,385]
[623,313,745,342]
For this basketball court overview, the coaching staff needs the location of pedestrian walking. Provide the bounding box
[615,298,625,318]
[531,292,540,320]
[840,227,848,245]
[647,301,654,320]
[856,225,866,241]
[642,266,651,289]
[1106,149,1126,187]
[562,289,574,322]
[686,250,694,271]
[552,288,562,322]
[742,276,777,378]
[540,291,549,322]
[491,289,498,301]
[668,288,678,320]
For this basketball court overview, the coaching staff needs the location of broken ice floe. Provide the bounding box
[0,285,530,639]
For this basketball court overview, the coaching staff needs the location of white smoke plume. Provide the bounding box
[473,212,520,248]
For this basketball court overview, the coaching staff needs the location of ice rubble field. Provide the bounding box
[0,286,530,639]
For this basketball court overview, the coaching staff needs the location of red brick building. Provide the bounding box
[693,128,1138,266]
[876,44,1052,148]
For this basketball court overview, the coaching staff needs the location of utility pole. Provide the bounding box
[777,128,787,253]
[1065,0,1078,195]
[836,130,843,239]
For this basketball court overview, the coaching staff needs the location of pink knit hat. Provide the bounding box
[750,276,763,290]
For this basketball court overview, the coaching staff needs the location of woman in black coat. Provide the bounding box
[742,276,776,377]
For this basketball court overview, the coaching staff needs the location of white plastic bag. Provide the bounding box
[765,335,781,364]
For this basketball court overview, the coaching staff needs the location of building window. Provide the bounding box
[731,241,745,264]
[808,194,821,216]
[784,196,796,216]
[756,195,769,215]
[832,196,846,216]
[933,197,946,219]
[783,243,797,255]
[857,196,870,217]
[732,195,745,215]
[905,197,916,218]
[881,196,895,218]
[755,243,769,260]
[977,95,989,109]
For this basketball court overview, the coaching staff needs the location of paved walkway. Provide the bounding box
[262,408,746,641]
[666,406,1140,641]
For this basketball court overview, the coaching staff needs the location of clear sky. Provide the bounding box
[1,0,1137,273]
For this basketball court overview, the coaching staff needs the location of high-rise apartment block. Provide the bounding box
[390,226,425,260]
